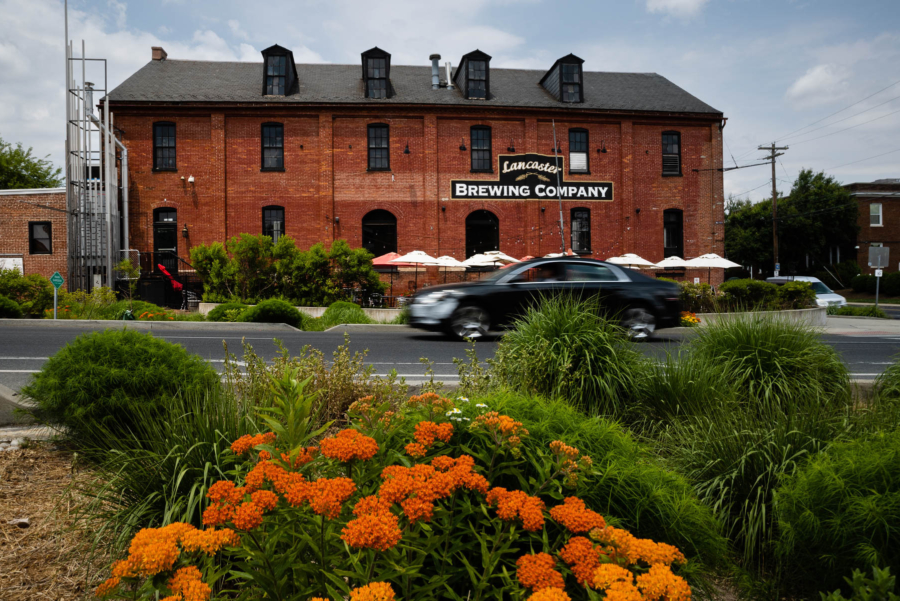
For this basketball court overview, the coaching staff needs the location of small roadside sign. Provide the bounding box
[774,270,779,277]
[775,263,780,271]
[875,269,883,278]
[50,272,64,319]
[693,277,700,284]
[869,247,889,268]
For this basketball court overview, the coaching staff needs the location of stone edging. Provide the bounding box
[694,306,827,327]
[0,318,301,331]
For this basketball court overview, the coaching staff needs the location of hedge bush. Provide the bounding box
[851,274,873,293]
[0,294,23,318]
[719,278,778,309]
[207,302,249,322]
[776,280,816,309]
[679,282,717,313]
[0,268,53,316]
[238,299,306,328]
[883,272,900,297]
[319,300,373,329]
[22,329,221,440]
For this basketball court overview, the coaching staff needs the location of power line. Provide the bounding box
[730,180,772,197]
[788,107,900,147]
[824,147,900,171]
[778,91,900,142]
[723,136,739,169]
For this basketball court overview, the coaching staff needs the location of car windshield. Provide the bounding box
[811,282,832,294]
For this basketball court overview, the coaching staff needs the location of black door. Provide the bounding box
[362,209,397,257]
[153,209,178,274]
[465,210,499,258]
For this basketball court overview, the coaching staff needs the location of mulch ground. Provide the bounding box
[0,443,108,600]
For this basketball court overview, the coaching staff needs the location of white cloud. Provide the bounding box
[785,64,850,107]
[228,19,248,41]
[107,0,126,29]
[645,0,710,17]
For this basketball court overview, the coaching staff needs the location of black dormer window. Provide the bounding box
[267,55,285,95]
[561,64,581,102]
[260,45,297,97]
[361,47,392,99]
[540,54,585,103]
[455,50,492,100]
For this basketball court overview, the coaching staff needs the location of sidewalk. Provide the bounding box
[823,315,900,336]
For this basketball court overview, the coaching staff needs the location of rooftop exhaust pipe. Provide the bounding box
[445,62,453,89]
[429,54,441,89]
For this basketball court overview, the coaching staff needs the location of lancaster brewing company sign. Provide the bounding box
[451,153,613,201]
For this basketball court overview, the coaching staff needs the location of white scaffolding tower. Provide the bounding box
[64,5,129,291]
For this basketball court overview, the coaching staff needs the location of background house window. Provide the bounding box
[571,208,591,253]
[871,203,883,226]
[262,206,285,242]
[663,209,684,258]
[362,209,397,256]
[367,124,390,170]
[662,132,681,176]
[29,221,51,254]
[261,123,284,170]
[561,63,581,102]
[467,60,487,99]
[153,122,176,170]
[366,57,387,98]
[470,126,492,172]
[266,55,286,95]
[569,129,588,173]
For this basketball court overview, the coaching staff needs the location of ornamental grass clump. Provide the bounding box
[95,378,694,601]
[492,295,647,416]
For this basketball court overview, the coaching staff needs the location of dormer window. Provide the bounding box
[361,47,392,99]
[454,50,492,100]
[540,54,585,104]
[260,45,297,97]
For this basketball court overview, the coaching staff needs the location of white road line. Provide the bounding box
[0,370,39,373]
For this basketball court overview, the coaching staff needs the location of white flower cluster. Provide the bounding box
[446,408,462,416]
[457,397,470,403]
[475,403,489,409]
[450,416,471,422]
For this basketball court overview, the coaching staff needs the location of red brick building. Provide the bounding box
[0,188,68,280]
[105,45,725,285]
[847,179,900,274]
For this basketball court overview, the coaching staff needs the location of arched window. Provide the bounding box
[571,208,591,253]
[262,206,285,242]
[470,126,492,172]
[362,209,397,256]
[465,210,499,258]
[663,209,684,258]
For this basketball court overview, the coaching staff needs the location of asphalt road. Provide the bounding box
[0,322,895,393]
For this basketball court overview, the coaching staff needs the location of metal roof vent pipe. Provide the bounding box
[429,54,441,89]
[445,62,453,89]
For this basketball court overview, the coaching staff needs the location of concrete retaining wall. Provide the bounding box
[198,303,402,322]
[696,306,827,327]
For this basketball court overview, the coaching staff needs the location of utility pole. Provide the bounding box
[758,143,788,274]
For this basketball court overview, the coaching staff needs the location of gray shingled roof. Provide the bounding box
[107,59,721,115]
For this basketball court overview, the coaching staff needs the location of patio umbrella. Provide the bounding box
[463,253,504,267]
[654,256,692,269]
[373,252,415,298]
[685,253,742,284]
[606,253,656,269]
[390,251,438,291]
[482,250,520,264]
[430,255,466,283]
[543,252,566,258]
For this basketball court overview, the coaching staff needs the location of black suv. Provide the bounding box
[407,257,681,339]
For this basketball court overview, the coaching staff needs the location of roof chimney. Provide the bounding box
[445,62,453,89]
[429,54,441,90]
[152,46,167,61]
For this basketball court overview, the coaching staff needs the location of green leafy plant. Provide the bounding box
[319,300,374,329]
[719,279,779,310]
[776,281,816,309]
[0,267,53,316]
[821,567,899,601]
[207,302,249,322]
[679,282,719,313]
[115,258,142,311]
[828,305,890,318]
[239,299,306,328]
[492,295,647,416]
[0,293,23,318]
[22,329,221,441]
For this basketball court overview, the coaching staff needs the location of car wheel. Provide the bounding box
[449,305,490,339]
[622,307,656,340]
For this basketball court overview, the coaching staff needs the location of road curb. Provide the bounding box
[0,319,301,332]
[324,324,412,333]
[0,382,36,427]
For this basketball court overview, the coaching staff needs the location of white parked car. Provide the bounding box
[766,276,847,308]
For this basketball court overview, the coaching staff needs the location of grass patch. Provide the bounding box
[828,305,890,318]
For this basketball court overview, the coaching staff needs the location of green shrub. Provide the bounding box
[851,274,874,293]
[239,299,305,328]
[776,280,816,309]
[22,329,221,440]
[0,268,53,316]
[775,431,900,595]
[680,282,718,313]
[0,294,23,318]
[319,300,373,329]
[821,567,900,601]
[719,278,778,309]
[883,272,900,297]
[829,305,890,318]
[868,275,880,295]
[207,302,249,322]
[492,295,647,416]
[638,352,736,425]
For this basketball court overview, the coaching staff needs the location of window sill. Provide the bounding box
[152,168,178,173]
[573,249,592,255]
[569,170,591,176]
[29,251,52,256]
[367,168,392,172]
[470,169,494,174]
[662,172,683,178]
[870,224,883,227]
[261,168,286,172]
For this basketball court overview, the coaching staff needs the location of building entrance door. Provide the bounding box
[153,208,178,274]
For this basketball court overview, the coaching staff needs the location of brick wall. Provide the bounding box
[110,104,725,284]
[0,189,68,281]
[846,182,900,274]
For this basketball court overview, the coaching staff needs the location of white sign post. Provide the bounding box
[50,272,64,319]
[869,247,889,312]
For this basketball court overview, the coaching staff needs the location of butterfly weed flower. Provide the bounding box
[516,552,565,591]
[349,581,396,601]
[321,429,379,462]
[549,497,605,534]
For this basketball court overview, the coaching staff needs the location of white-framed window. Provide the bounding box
[870,203,883,227]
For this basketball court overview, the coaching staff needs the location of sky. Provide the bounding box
[0,0,898,201]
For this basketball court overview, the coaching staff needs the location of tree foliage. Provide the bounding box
[0,135,63,189]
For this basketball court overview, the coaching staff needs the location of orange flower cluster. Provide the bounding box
[516,553,565,591]
[204,466,295,529]
[320,429,379,461]
[230,432,276,456]
[233,501,265,530]
[341,495,402,551]
[592,564,633,588]
[485,487,545,531]
[549,497,606,534]
[349,582,396,601]
[281,446,319,469]
[406,392,455,418]
[559,536,602,586]
[549,441,593,487]
[349,396,403,431]
[527,589,572,601]
[591,526,686,567]
[95,523,236,598]
[590,563,690,601]
[404,421,454,457]
[304,477,358,518]
[473,412,529,451]
[168,566,211,601]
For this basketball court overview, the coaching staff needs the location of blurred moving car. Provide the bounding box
[408,257,681,340]
[765,275,847,308]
